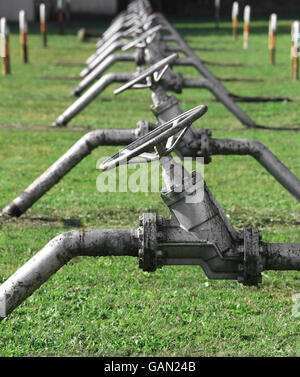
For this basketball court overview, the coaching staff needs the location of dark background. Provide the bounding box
[117,0,300,16]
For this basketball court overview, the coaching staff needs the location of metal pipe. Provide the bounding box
[0,228,139,320]
[80,40,127,78]
[156,14,231,96]
[183,77,256,127]
[210,138,300,202]
[262,243,300,270]
[87,23,140,65]
[0,129,139,217]
[71,53,136,97]
[53,72,134,126]
[87,31,128,65]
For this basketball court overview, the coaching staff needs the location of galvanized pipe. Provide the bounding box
[0,129,139,217]
[209,138,300,202]
[71,53,136,97]
[53,72,134,126]
[0,228,139,320]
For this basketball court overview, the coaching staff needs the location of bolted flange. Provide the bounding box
[138,213,158,272]
[196,129,212,164]
[238,228,263,285]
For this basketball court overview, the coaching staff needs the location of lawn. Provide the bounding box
[0,14,299,357]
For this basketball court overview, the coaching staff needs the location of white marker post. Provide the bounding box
[57,0,64,35]
[291,21,299,80]
[19,10,28,63]
[215,0,220,29]
[232,2,239,41]
[0,18,10,75]
[40,3,47,47]
[268,14,277,65]
[243,5,250,49]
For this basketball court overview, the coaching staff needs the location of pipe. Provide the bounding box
[87,31,128,65]
[53,72,134,126]
[0,229,139,320]
[183,77,257,127]
[261,243,300,270]
[71,53,136,97]
[261,242,300,271]
[210,138,300,202]
[157,14,231,96]
[80,40,127,78]
[0,129,139,217]
[87,23,140,65]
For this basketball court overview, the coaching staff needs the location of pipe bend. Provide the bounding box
[73,53,136,97]
[0,128,138,217]
[210,138,300,201]
[0,228,139,319]
[242,139,269,159]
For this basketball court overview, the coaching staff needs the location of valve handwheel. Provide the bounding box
[121,24,162,51]
[100,105,208,171]
[114,53,179,95]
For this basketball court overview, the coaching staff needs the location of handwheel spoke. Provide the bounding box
[100,105,207,171]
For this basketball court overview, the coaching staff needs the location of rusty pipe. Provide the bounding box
[0,228,139,320]
[0,129,139,218]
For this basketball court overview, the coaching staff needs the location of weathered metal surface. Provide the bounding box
[52,72,135,126]
[261,243,300,270]
[238,228,262,285]
[80,40,128,78]
[0,229,139,319]
[71,53,137,97]
[1,0,299,322]
[0,128,139,217]
[208,137,300,202]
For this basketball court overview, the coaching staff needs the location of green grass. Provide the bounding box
[0,16,299,357]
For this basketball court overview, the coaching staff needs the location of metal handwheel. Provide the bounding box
[114,53,179,94]
[121,24,162,51]
[100,105,208,171]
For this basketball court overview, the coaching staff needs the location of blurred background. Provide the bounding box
[1,0,300,22]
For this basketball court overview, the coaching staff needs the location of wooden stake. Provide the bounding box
[232,2,239,41]
[57,0,64,35]
[0,18,10,75]
[215,0,220,29]
[40,3,47,47]
[19,10,28,63]
[243,5,250,49]
[291,21,299,80]
[268,14,277,65]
